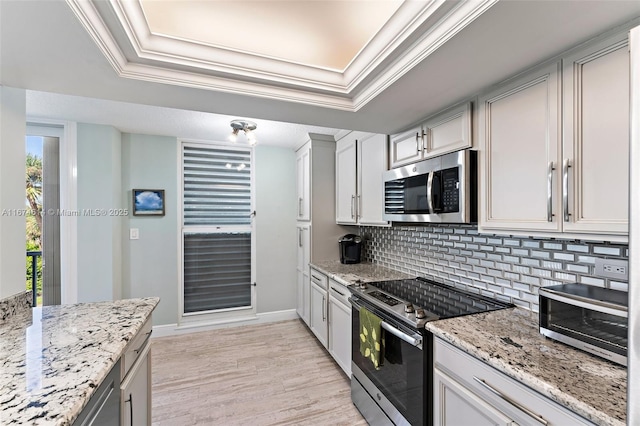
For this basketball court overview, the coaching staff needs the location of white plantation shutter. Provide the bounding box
[183,145,251,225]
[182,143,253,314]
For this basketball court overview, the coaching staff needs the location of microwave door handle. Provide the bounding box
[426,171,435,214]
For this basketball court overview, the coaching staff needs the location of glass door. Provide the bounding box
[26,126,61,306]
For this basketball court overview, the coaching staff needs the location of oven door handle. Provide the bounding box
[381,321,423,349]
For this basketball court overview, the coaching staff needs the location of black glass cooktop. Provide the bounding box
[368,277,510,319]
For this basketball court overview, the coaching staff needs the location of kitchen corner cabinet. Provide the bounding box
[336,132,389,226]
[433,338,594,426]
[389,102,472,169]
[479,30,630,242]
[309,268,329,348]
[120,318,153,426]
[296,224,310,325]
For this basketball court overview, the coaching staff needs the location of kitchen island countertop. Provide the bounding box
[426,307,627,426]
[0,297,159,425]
[310,260,412,286]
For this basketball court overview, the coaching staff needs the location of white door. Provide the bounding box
[389,126,423,168]
[562,33,629,236]
[424,102,472,158]
[358,134,388,226]
[296,144,311,221]
[328,297,351,376]
[336,135,357,224]
[309,282,328,348]
[479,62,562,233]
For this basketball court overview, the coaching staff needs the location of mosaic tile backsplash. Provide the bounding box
[360,224,628,312]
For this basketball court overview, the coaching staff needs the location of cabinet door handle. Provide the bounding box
[125,394,134,426]
[322,295,326,321]
[422,129,429,153]
[331,287,345,297]
[351,195,355,219]
[415,132,422,153]
[562,159,571,222]
[298,228,302,247]
[473,377,548,426]
[298,197,303,216]
[547,161,555,222]
[134,331,152,354]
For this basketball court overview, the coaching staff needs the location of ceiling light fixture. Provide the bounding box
[228,119,258,146]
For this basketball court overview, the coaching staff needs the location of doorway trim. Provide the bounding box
[27,119,78,304]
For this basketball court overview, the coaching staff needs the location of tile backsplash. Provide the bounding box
[360,224,628,312]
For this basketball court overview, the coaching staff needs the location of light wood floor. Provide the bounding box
[151,319,367,425]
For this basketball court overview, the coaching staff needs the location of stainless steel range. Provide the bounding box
[349,277,511,426]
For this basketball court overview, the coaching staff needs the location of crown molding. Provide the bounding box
[65,0,497,111]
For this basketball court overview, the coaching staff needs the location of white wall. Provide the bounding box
[0,87,26,299]
[76,123,122,302]
[121,133,179,327]
[254,145,297,314]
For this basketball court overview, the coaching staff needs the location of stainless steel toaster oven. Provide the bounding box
[539,283,627,366]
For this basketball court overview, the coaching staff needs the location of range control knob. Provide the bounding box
[404,303,415,313]
[358,281,368,289]
[415,309,426,319]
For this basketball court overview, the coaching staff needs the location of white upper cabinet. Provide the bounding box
[562,32,629,236]
[479,29,630,242]
[389,126,423,168]
[335,133,358,224]
[336,132,389,226]
[296,143,311,221]
[358,134,388,225]
[424,102,472,158]
[479,62,562,234]
[390,102,472,168]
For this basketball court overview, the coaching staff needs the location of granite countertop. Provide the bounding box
[310,260,412,285]
[0,297,159,425]
[426,307,626,426]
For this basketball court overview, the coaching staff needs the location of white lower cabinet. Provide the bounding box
[328,279,351,377]
[434,368,516,426]
[121,342,151,426]
[309,269,329,348]
[120,319,153,426]
[433,338,594,426]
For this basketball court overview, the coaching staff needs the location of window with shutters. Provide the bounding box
[181,142,255,318]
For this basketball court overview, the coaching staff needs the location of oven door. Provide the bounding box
[351,297,425,426]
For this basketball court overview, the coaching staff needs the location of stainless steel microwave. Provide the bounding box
[382,150,476,223]
[539,283,627,366]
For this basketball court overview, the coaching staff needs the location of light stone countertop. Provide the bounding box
[426,307,627,426]
[310,260,412,286]
[0,297,159,425]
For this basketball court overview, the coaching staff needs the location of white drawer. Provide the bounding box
[434,338,594,426]
[121,318,152,380]
[329,278,350,307]
[310,268,328,290]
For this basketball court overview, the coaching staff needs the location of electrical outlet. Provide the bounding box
[594,258,628,280]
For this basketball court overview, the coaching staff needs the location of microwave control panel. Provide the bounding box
[441,168,459,213]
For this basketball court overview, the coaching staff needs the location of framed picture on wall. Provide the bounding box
[132,189,165,216]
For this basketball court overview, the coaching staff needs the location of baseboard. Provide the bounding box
[151,309,299,338]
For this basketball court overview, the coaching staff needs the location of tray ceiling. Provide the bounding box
[65,0,497,111]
